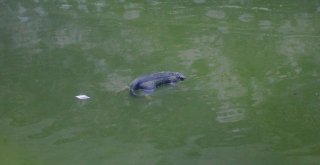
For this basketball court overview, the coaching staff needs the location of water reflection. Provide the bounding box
[59,4,72,10]
[193,0,206,4]
[123,3,141,20]
[238,13,254,22]
[101,71,132,93]
[206,10,225,19]
[77,0,89,13]
[55,26,87,47]
[216,108,245,123]
[34,6,48,16]
[94,2,106,12]
[258,20,272,30]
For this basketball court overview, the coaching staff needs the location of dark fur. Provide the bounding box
[129,71,186,96]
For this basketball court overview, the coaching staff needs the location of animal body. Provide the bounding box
[129,71,186,96]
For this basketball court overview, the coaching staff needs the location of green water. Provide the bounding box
[1,0,320,164]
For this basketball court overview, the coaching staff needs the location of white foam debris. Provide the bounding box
[75,95,90,100]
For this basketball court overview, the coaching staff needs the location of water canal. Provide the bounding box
[1,0,320,164]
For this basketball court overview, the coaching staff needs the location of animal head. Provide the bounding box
[174,72,186,81]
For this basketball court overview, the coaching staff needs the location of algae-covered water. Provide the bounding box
[1,0,320,164]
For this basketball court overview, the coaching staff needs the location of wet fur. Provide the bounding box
[129,71,186,96]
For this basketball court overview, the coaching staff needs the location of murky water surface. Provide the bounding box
[1,0,320,164]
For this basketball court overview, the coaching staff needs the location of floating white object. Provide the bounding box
[75,95,90,100]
